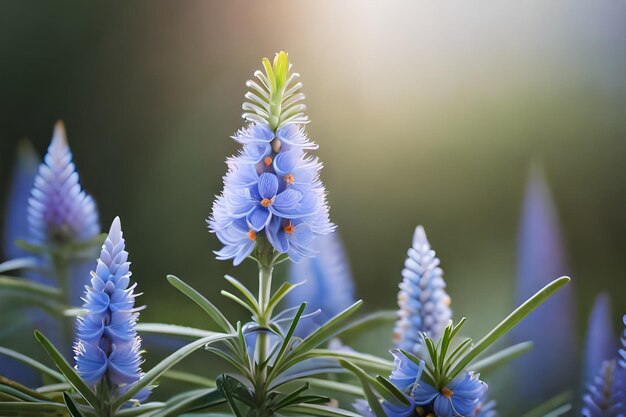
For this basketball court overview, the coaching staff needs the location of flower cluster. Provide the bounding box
[27,121,99,246]
[356,350,488,417]
[393,226,452,355]
[209,52,333,265]
[582,359,625,417]
[74,217,148,402]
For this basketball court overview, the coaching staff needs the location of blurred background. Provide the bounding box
[1,0,625,412]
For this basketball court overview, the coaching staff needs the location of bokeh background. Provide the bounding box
[1,0,625,413]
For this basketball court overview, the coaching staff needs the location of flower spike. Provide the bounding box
[209,52,334,265]
[74,217,149,402]
[510,164,576,403]
[584,293,618,383]
[393,225,452,355]
[287,231,356,335]
[27,121,99,245]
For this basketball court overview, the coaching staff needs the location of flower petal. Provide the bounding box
[247,207,271,232]
[257,173,279,199]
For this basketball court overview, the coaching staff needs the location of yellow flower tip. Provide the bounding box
[272,51,290,89]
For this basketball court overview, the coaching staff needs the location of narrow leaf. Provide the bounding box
[112,332,234,409]
[63,393,85,417]
[448,276,570,379]
[0,347,64,381]
[34,331,100,408]
[469,341,533,375]
[136,323,216,339]
[167,275,234,333]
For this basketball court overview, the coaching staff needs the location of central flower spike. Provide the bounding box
[394,226,452,354]
[209,52,334,265]
[74,217,149,403]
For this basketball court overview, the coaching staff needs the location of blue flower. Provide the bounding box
[510,165,576,403]
[472,393,497,417]
[619,314,626,369]
[287,231,355,335]
[389,349,423,393]
[27,121,99,245]
[582,359,625,417]
[393,225,452,355]
[209,52,334,265]
[74,217,148,402]
[413,372,487,417]
[3,139,39,260]
[584,293,618,383]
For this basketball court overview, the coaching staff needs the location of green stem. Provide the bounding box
[254,246,274,411]
[51,252,73,353]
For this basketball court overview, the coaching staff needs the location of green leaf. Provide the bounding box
[115,402,167,417]
[0,346,64,382]
[161,370,216,387]
[273,303,306,367]
[136,322,216,339]
[0,384,47,402]
[338,360,385,417]
[281,403,363,417]
[153,388,224,417]
[0,257,40,273]
[333,311,397,343]
[0,275,62,298]
[167,275,234,333]
[35,383,72,394]
[34,331,100,409]
[521,391,573,417]
[304,349,393,374]
[469,341,533,375]
[264,281,304,319]
[0,401,67,416]
[303,378,364,396]
[220,290,257,316]
[278,301,363,374]
[224,275,258,311]
[112,332,235,410]
[63,393,85,417]
[448,276,570,380]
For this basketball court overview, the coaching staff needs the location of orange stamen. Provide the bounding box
[260,198,272,207]
[283,222,295,234]
[247,230,257,241]
[441,387,454,398]
[284,174,295,185]
[264,156,273,166]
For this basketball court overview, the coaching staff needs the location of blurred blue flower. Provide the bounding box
[510,165,576,403]
[27,121,99,245]
[3,139,39,260]
[287,231,355,335]
[393,225,452,355]
[582,359,625,417]
[413,372,487,417]
[74,217,148,402]
[0,139,42,386]
[209,53,334,265]
[619,314,626,369]
[472,393,497,417]
[584,293,617,384]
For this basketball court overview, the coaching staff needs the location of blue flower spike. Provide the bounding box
[3,139,39,260]
[511,165,576,403]
[394,225,452,355]
[287,231,356,335]
[584,293,617,383]
[209,52,334,265]
[28,121,99,246]
[74,217,149,403]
